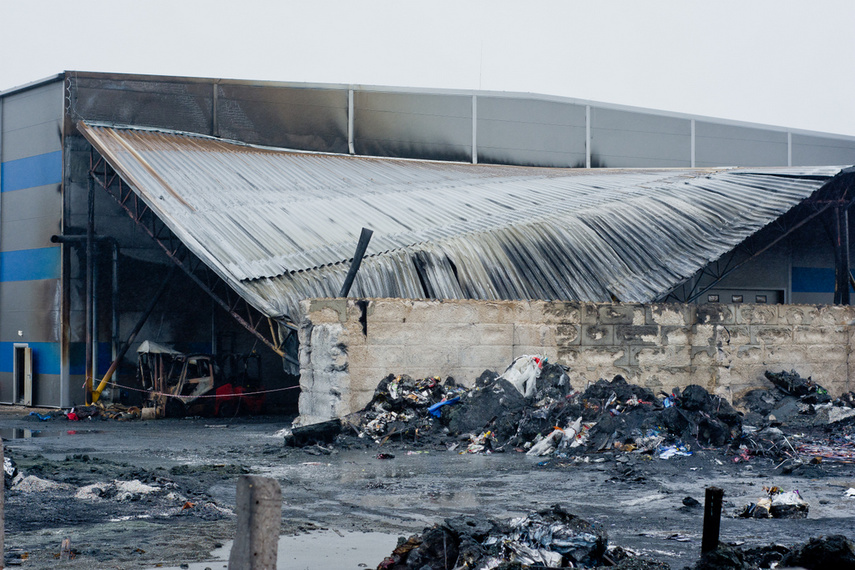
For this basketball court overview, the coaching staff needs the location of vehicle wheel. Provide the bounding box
[218,399,239,418]
[165,398,185,418]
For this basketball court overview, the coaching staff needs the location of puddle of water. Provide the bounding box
[0,428,101,440]
[147,530,398,570]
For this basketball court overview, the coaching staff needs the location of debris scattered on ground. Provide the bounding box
[689,534,855,570]
[738,486,809,519]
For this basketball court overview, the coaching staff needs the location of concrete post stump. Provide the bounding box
[228,475,282,570]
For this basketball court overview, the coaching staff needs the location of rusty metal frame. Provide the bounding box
[89,150,285,356]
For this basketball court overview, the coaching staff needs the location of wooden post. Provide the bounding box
[228,476,282,570]
[702,486,723,554]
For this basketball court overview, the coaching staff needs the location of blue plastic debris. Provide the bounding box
[427,396,460,418]
[29,412,51,421]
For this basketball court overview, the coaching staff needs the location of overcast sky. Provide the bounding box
[2,1,854,136]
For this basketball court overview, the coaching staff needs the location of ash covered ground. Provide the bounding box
[2,364,855,569]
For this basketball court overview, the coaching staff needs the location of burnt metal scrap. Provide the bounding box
[77,122,848,324]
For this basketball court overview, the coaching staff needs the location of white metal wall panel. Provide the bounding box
[590,107,691,168]
[695,122,788,167]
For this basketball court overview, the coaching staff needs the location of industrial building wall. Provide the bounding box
[64,72,855,169]
[0,80,65,407]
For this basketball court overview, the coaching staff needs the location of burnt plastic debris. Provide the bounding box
[284,419,343,447]
[378,505,613,569]
[739,486,809,519]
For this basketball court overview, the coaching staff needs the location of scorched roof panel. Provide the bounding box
[78,122,845,320]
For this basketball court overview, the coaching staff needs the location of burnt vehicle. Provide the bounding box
[136,341,265,418]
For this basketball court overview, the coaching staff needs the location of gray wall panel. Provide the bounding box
[590,108,691,168]
[0,372,12,404]
[1,82,63,132]
[477,97,586,167]
[695,122,787,167]
[0,280,61,341]
[1,121,62,161]
[217,84,348,153]
[0,184,61,250]
[354,91,472,161]
[792,134,855,167]
[71,77,214,135]
[33,373,62,407]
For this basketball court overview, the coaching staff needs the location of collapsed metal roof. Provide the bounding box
[78,121,846,321]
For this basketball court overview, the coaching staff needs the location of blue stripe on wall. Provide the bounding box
[0,342,113,376]
[0,151,62,193]
[0,247,61,281]
[792,266,837,293]
[0,342,61,375]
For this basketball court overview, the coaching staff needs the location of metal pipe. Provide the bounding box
[85,176,94,401]
[111,240,119,365]
[91,266,176,403]
[844,207,851,305]
[338,227,374,298]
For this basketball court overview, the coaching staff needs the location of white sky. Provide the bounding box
[2,0,854,136]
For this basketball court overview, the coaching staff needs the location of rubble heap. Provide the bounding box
[291,356,747,458]
[377,505,619,570]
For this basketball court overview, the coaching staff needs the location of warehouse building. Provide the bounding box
[1,71,855,409]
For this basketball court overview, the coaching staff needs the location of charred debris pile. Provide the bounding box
[378,504,855,570]
[286,358,855,464]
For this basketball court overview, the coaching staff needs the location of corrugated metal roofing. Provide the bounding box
[78,121,845,321]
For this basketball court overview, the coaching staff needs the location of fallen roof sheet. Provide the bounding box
[78,121,846,321]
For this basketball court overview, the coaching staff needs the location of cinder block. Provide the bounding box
[647,304,693,326]
[558,346,629,368]
[793,326,847,345]
[554,324,580,346]
[732,345,764,364]
[696,304,735,325]
[736,304,778,325]
[803,344,849,363]
[405,346,459,369]
[368,298,413,323]
[615,324,660,345]
[814,305,855,326]
[514,323,560,347]
[477,323,514,346]
[460,345,513,370]
[690,346,718,366]
[580,324,614,346]
[662,326,691,346]
[632,345,691,368]
[540,301,582,325]
[751,326,793,345]
[596,304,640,325]
[581,304,601,324]
[778,304,819,325]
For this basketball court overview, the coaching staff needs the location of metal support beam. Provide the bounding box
[85,175,95,398]
[89,155,285,356]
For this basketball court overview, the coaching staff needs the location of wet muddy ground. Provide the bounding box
[2,406,854,569]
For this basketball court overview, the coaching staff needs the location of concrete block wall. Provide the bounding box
[296,298,855,424]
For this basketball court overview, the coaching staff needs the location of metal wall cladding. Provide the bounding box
[590,107,691,168]
[216,84,348,153]
[70,76,215,135]
[354,91,473,161]
[0,185,61,250]
[477,96,586,167]
[695,122,788,167]
[1,81,63,161]
[792,133,855,167]
[79,123,843,322]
